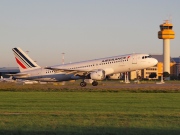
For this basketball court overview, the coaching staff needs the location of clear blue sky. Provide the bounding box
[0,0,180,67]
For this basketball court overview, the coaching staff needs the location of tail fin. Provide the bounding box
[12,47,40,72]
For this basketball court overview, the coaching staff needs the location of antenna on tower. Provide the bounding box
[169,14,172,23]
[165,14,172,23]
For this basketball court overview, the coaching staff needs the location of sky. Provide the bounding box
[0,0,180,67]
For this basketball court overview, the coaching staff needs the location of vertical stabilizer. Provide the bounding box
[12,47,40,72]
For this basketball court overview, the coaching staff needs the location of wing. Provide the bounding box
[6,73,30,77]
[45,67,94,76]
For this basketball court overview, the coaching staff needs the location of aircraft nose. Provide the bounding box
[153,58,158,65]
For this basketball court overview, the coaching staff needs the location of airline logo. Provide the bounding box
[102,56,131,62]
[12,48,36,69]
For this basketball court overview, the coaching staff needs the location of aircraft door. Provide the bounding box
[132,54,137,64]
[37,68,42,78]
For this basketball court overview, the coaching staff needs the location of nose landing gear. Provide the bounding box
[80,80,98,87]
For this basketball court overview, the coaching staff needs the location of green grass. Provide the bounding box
[0,92,179,135]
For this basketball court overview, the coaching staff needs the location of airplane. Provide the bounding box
[9,47,158,87]
[0,76,15,82]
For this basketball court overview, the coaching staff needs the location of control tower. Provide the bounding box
[158,20,175,74]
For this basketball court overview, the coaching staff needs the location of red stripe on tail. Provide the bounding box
[15,57,27,69]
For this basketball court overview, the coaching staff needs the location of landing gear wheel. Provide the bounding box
[92,81,98,86]
[80,82,87,87]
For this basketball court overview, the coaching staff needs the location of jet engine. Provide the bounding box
[90,70,106,80]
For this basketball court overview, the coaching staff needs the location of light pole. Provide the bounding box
[62,53,65,64]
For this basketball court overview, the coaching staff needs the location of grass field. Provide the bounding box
[0,87,180,135]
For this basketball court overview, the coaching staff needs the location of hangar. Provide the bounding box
[0,67,19,78]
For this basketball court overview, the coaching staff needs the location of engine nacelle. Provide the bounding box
[106,73,121,80]
[90,70,106,81]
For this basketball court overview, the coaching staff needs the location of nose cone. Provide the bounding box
[152,58,158,66]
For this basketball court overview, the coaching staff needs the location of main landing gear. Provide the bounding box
[92,81,98,86]
[80,81,87,87]
[80,80,98,87]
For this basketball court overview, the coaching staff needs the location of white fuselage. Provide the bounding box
[14,53,158,82]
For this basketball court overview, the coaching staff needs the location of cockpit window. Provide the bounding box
[142,55,152,59]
